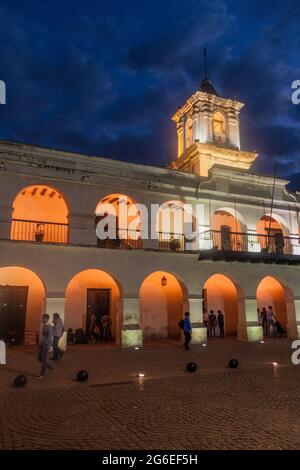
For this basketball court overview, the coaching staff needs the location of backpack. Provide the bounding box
[178,319,184,330]
[74,328,86,344]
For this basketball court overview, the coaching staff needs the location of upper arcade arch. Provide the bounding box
[11,185,69,243]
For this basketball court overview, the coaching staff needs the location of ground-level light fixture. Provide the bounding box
[272,362,278,367]
[260,340,265,344]
[161,276,167,286]
[138,373,145,378]
[134,347,139,350]
[202,343,207,347]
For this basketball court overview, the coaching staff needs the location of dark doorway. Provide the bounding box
[266,228,284,254]
[0,286,28,343]
[220,225,232,250]
[86,288,110,339]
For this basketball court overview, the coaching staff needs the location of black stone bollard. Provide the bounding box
[14,375,27,388]
[186,362,197,373]
[228,359,239,369]
[76,370,89,382]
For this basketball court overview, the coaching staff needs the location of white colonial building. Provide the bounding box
[0,78,300,347]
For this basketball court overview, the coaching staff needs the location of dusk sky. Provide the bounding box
[0,0,299,187]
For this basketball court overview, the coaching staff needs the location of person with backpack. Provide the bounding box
[179,312,192,350]
[52,313,64,360]
[74,328,86,344]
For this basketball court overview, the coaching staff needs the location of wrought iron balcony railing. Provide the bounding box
[97,230,188,251]
[97,228,142,249]
[7,223,300,262]
[158,232,186,251]
[11,218,69,244]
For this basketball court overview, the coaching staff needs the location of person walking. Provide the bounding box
[89,311,97,343]
[37,314,53,378]
[261,307,267,335]
[257,308,262,326]
[106,314,112,340]
[52,313,64,360]
[203,310,209,336]
[182,312,192,350]
[267,305,276,336]
[208,310,217,337]
[217,310,225,338]
[101,314,112,341]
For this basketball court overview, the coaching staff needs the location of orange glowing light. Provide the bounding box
[65,269,121,341]
[0,266,45,335]
[256,276,287,327]
[11,185,69,243]
[203,274,239,336]
[139,271,187,340]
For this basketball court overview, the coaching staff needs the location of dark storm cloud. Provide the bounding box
[211,4,300,186]
[0,0,299,187]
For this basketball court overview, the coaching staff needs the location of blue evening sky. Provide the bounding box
[0,0,299,186]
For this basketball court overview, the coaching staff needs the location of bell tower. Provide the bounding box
[170,51,258,177]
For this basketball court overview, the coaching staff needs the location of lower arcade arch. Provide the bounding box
[139,271,188,340]
[203,274,242,337]
[0,266,45,342]
[65,269,122,343]
[256,276,292,328]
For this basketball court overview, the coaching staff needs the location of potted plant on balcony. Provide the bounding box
[169,236,181,251]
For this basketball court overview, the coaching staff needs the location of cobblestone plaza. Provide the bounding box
[0,339,300,450]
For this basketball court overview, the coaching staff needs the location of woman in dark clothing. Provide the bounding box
[217,310,225,337]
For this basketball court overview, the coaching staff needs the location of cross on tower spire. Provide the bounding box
[200,47,219,96]
[203,47,208,81]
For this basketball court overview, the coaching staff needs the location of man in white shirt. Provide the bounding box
[52,313,64,360]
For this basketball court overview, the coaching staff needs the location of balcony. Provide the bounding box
[11,219,69,244]
[199,230,300,264]
[97,228,142,249]
[98,231,189,252]
[7,222,300,264]
[97,231,188,251]
[158,232,186,252]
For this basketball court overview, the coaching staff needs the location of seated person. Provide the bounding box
[7,327,21,345]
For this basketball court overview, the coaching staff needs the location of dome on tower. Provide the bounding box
[200,78,219,96]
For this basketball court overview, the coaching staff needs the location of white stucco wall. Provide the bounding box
[0,141,300,345]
